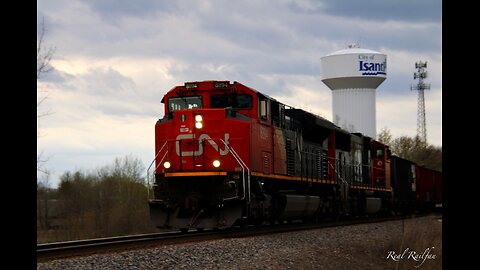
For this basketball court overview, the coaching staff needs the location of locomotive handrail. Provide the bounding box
[325,157,386,188]
[147,141,168,199]
[147,141,168,177]
[155,150,169,172]
[327,158,349,187]
[220,139,250,217]
[327,158,350,202]
[223,140,250,202]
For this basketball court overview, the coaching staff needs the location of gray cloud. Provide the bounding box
[40,0,441,70]
[81,67,136,94]
[320,0,441,22]
[39,67,76,84]
[82,0,178,20]
[37,0,442,187]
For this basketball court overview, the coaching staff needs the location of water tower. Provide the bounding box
[320,45,387,138]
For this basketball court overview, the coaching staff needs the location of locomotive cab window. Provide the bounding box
[259,98,270,120]
[376,149,384,158]
[168,96,202,112]
[210,94,252,109]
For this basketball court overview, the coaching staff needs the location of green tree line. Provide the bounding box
[37,155,158,243]
[377,128,442,172]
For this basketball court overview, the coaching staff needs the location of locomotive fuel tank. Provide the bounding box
[273,195,321,221]
[365,197,382,214]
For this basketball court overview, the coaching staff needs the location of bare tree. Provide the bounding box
[377,127,393,146]
[37,170,52,230]
[49,156,153,242]
[37,17,56,112]
[377,127,441,171]
[37,17,56,174]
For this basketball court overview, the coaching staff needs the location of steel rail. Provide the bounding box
[37,213,438,262]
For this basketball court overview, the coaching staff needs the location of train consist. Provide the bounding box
[147,80,442,231]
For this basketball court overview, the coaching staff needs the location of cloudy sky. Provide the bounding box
[37,0,442,188]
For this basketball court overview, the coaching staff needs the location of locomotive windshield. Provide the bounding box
[210,94,252,109]
[168,96,202,111]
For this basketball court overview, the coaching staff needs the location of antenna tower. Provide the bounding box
[411,61,430,145]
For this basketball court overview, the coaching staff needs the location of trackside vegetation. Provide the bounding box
[37,155,158,243]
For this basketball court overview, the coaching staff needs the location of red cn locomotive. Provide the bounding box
[148,81,255,230]
[147,80,436,231]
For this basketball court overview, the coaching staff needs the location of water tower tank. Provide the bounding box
[321,46,387,138]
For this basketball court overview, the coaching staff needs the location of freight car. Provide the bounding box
[390,155,416,214]
[415,165,443,212]
[147,80,441,231]
[390,155,443,214]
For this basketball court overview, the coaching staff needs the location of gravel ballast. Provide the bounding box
[37,214,442,270]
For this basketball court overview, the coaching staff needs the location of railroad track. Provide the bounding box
[37,230,220,262]
[37,213,434,262]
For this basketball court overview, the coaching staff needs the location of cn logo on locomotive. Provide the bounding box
[175,133,230,157]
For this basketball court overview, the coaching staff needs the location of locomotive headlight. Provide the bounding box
[213,160,221,168]
[194,114,203,129]
[163,161,171,169]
